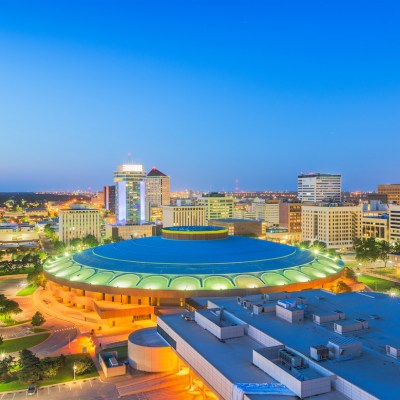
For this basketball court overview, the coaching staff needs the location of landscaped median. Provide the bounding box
[16,283,38,296]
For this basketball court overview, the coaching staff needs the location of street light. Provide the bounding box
[73,363,77,380]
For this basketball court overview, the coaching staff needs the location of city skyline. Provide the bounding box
[1,1,400,191]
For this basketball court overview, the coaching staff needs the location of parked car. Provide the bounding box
[27,384,37,396]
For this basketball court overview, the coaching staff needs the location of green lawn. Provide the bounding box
[358,275,400,293]
[16,283,38,296]
[0,332,50,353]
[0,354,98,392]
[100,345,128,359]
[0,316,30,327]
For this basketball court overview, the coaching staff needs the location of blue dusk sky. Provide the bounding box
[1,1,399,192]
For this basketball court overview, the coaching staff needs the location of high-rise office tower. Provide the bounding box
[146,167,171,221]
[145,167,170,222]
[298,173,342,203]
[114,162,146,225]
[103,185,116,214]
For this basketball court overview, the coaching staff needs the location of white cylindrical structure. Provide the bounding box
[128,328,178,372]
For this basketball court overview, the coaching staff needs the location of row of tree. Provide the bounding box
[353,238,400,267]
[0,350,93,383]
[44,224,100,253]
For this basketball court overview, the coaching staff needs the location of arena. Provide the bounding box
[43,226,343,325]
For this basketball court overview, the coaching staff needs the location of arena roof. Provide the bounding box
[44,235,343,291]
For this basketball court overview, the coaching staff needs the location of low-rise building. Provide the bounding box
[105,223,155,240]
[162,205,206,227]
[59,204,101,245]
[209,219,264,237]
[279,202,302,232]
[362,214,389,241]
[158,289,400,400]
[301,203,362,250]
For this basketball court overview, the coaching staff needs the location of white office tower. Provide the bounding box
[298,173,342,203]
[114,162,146,225]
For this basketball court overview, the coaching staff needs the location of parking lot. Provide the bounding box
[0,378,121,400]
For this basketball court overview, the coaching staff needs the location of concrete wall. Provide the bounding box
[253,350,332,398]
[128,340,178,372]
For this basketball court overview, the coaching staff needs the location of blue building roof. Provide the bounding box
[44,236,343,291]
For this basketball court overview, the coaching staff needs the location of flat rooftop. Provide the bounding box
[202,290,400,400]
[159,309,347,400]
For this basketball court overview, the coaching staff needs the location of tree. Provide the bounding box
[41,357,61,379]
[43,224,56,240]
[0,295,22,320]
[0,355,15,382]
[70,238,82,249]
[18,349,42,383]
[334,280,351,294]
[343,267,357,280]
[83,235,99,248]
[27,265,47,289]
[31,311,46,327]
[377,240,391,267]
[353,238,380,263]
[74,357,94,375]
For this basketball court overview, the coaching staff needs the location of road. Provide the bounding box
[0,378,171,400]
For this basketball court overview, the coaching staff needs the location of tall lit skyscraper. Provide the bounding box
[146,167,170,207]
[298,173,342,203]
[103,185,116,214]
[114,162,146,225]
[145,167,171,222]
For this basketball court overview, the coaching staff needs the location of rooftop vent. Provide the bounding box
[310,345,329,362]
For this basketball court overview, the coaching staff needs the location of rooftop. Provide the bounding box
[195,290,400,400]
[44,235,343,290]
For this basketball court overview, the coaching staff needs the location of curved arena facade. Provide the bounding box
[44,227,343,322]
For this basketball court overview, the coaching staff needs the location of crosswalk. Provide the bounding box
[52,327,76,332]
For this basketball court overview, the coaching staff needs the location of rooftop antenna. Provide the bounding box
[127,152,132,164]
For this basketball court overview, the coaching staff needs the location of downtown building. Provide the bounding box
[298,173,342,203]
[378,184,400,203]
[254,200,280,227]
[114,162,146,225]
[145,167,170,222]
[198,193,234,223]
[103,185,116,214]
[301,203,362,250]
[162,205,207,227]
[59,204,101,245]
[389,204,400,242]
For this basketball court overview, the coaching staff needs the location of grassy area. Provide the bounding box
[0,266,35,277]
[16,283,38,296]
[100,345,128,359]
[30,328,48,333]
[358,274,400,293]
[0,316,30,327]
[0,332,50,353]
[0,354,98,392]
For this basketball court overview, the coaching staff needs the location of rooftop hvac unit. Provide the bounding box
[310,345,329,361]
[279,349,303,368]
